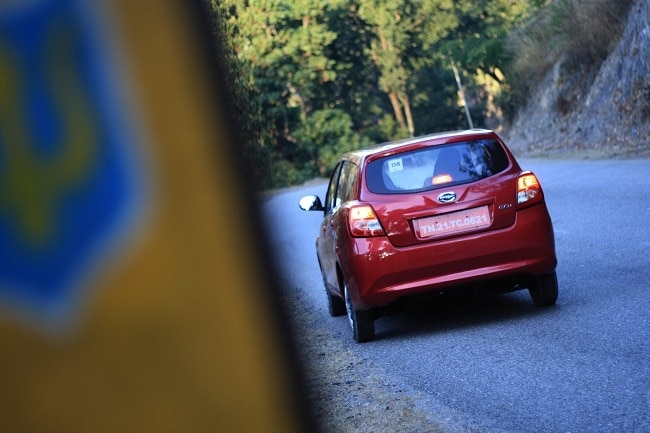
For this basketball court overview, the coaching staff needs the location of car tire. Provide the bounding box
[344,282,374,343]
[529,271,558,307]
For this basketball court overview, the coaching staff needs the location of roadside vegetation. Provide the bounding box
[503,0,632,117]
[207,0,634,190]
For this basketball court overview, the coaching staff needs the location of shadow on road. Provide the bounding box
[374,290,560,340]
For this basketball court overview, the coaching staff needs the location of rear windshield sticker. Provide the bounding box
[387,158,403,173]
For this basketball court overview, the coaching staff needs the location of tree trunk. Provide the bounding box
[388,90,407,132]
[398,92,415,137]
[450,58,474,129]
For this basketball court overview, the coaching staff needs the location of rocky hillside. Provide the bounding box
[504,0,650,159]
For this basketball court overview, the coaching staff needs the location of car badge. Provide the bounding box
[438,191,457,203]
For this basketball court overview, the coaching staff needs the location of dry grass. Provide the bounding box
[504,0,633,106]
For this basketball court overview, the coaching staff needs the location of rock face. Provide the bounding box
[504,0,650,158]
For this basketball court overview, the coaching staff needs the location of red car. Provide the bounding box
[299,129,558,342]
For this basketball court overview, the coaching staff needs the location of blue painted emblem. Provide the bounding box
[0,0,147,327]
[438,191,457,203]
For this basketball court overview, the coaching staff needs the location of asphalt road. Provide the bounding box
[262,159,650,433]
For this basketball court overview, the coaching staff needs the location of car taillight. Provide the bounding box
[517,171,543,208]
[348,205,386,237]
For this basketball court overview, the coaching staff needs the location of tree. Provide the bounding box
[207,1,274,189]
[441,0,544,83]
[216,0,351,184]
[294,109,372,176]
[209,0,549,187]
[358,0,457,137]
[220,0,343,120]
[322,3,386,134]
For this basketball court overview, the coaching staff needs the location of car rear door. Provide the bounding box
[317,161,359,290]
[317,163,342,290]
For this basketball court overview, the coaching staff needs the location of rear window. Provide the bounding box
[365,139,509,194]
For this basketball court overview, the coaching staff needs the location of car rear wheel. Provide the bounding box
[529,272,558,307]
[344,282,374,343]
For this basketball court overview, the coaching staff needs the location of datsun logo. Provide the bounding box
[438,191,457,203]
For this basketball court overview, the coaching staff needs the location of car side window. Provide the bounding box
[324,162,343,214]
[337,162,358,205]
[324,161,358,214]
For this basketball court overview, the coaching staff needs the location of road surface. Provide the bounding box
[262,159,650,433]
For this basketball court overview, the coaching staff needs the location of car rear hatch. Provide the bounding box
[363,137,518,248]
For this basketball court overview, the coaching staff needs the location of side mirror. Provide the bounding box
[299,195,324,212]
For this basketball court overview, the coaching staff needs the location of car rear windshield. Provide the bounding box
[365,139,509,194]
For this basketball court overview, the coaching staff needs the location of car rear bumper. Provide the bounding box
[340,203,557,309]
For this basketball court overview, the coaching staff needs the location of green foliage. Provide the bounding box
[207,0,274,190]
[323,5,385,130]
[294,109,372,177]
[357,0,458,136]
[441,0,541,77]
[411,59,468,134]
[269,158,304,188]
[208,0,556,188]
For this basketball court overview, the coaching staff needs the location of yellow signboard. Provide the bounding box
[0,1,308,432]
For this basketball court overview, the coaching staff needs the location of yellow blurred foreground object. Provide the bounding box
[0,1,309,432]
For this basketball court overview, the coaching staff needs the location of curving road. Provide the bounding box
[262,159,650,433]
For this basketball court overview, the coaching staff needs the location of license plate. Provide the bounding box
[414,205,491,239]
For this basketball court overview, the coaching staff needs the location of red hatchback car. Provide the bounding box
[299,129,558,342]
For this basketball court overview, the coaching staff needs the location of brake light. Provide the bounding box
[432,174,453,185]
[517,172,543,208]
[348,205,386,237]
